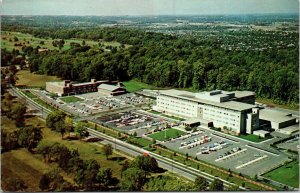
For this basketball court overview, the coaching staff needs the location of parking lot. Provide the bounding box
[277,137,299,152]
[33,90,150,116]
[163,129,290,177]
[96,110,173,135]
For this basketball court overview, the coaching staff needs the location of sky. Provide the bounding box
[1,0,299,16]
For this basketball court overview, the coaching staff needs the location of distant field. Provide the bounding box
[123,80,156,92]
[262,161,299,188]
[60,96,83,103]
[16,70,61,88]
[148,128,185,141]
[1,31,130,52]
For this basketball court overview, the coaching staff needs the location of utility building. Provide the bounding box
[97,84,127,96]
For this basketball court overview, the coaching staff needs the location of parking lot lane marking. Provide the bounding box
[235,155,268,169]
[215,148,247,162]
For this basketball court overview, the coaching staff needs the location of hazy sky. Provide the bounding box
[1,0,299,16]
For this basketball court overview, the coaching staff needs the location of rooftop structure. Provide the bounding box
[98,84,127,96]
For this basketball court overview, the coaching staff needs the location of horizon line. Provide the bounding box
[1,12,299,17]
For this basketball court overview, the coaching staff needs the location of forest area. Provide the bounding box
[1,20,299,107]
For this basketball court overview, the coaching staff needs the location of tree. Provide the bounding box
[39,174,51,191]
[194,176,208,191]
[37,140,54,162]
[3,178,27,191]
[64,116,73,134]
[46,111,66,132]
[76,159,100,190]
[209,179,224,191]
[10,102,26,127]
[74,122,88,137]
[39,169,69,191]
[97,168,113,187]
[121,160,130,178]
[102,144,113,160]
[120,167,146,191]
[131,155,159,173]
[18,126,43,152]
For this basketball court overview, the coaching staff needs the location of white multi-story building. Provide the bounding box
[153,89,259,134]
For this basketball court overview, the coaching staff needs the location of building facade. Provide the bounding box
[153,89,259,134]
[46,79,109,96]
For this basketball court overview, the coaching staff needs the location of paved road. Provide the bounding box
[9,87,51,119]
[87,128,246,190]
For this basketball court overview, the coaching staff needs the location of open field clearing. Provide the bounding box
[16,70,61,88]
[1,31,130,52]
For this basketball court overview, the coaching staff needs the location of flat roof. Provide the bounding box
[232,90,255,98]
[46,81,65,86]
[159,89,256,111]
[98,84,122,92]
[259,109,296,123]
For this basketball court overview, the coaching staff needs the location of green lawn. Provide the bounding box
[17,70,61,88]
[128,137,153,147]
[148,128,185,141]
[262,161,299,188]
[237,134,273,143]
[23,91,38,99]
[123,80,156,92]
[60,96,83,103]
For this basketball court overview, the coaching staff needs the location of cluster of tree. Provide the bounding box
[1,93,43,152]
[119,155,159,191]
[144,175,195,191]
[39,169,74,191]
[14,25,297,105]
[1,125,42,153]
[37,141,116,191]
[52,39,65,49]
[2,177,28,192]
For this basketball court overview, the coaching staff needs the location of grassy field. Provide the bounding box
[128,136,153,147]
[237,134,273,143]
[60,96,83,103]
[2,31,130,52]
[148,128,185,141]
[1,149,54,192]
[17,70,61,88]
[123,80,156,92]
[262,161,299,188]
